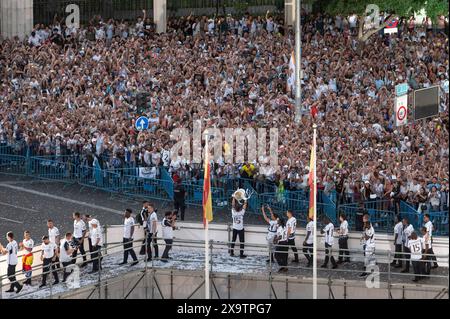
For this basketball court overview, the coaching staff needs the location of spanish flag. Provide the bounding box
[203,139,213,227]
[308,143,316,219]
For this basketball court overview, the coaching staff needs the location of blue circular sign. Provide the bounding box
[135,116,149,131]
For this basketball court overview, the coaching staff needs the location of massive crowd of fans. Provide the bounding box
[0,11,448,213]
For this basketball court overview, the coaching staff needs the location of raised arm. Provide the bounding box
[261,205,270,224]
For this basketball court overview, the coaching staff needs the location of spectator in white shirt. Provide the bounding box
[28,31,41,47]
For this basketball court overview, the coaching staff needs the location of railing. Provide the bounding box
[1,231,448,299]
[0,149,448,235]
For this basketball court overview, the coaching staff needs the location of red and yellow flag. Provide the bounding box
[308,143,316,219]
[203,140,213,227]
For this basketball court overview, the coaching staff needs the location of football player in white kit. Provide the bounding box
[359,214,376,277]
[286,210,299,263]
[229,197,247,258]
[408,231,424,282]
[303,216,314,267]
[423,214,438,269]
[320,216,338,269]
[261,205,279,263]
[19,230,34,286]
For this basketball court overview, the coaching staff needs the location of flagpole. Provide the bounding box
[204,135,211,300]
[205,218,210,299]
[312,123,317,299]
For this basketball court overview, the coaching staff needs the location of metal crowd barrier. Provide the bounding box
[1,234,448,300]
[0,149,448,234]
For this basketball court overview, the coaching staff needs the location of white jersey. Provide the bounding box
[393,222,403,245]
[6,240,19,265]
[42,242,57,259]
[73,219,86,238]
[363,225,375,248]
[59,239,72,263]
[408,238,423,260]
[402,224,414,246]
[123,217,135,239]
[339,220,349,236]
[424,221,433,238]
[266,220,278,241]
[148,211,158,234]
[48,226,60,245]
[22,238,34,250]
[277,226,287,242]
[286,217,297,239]
[305,221,315,245]
[323,223,334,246]
[232,208,245,231]
[422,232,432,249]
[161,217,174,239]
[90,227,103,246]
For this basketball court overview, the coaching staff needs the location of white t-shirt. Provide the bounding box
[73,219,86,238]
[42,242,57,259]
[123,217,135,239]
[339,220,349,236]
[408,238,423,260]
[286,217,297,239]
[90,227,103,246]
[266,220,278,241]
[393,222,403,245]
[402,224,414,246]
[277,226,287,242]
[6,240,18,265]
[424,221,433,238]
[59,239,72,263]
[161,218,174,239]
[232,209,245,231]
[148,211,158,234]
[364,225,375,248]
[422,232,432,249]
[48,226,60,245]
[323,223,334,245]
[305,221,315,245]
[22,238,34,250]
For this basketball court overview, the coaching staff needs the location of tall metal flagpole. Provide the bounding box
[204,136,210,299]
[205,219,210,299]
[312,123,318,299]
[294,0,302,123]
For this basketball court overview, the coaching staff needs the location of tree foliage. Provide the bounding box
[321,0,448,18]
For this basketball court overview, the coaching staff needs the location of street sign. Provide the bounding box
[384,18,398,34]
[395,83,408,97]
[135,116,149,131]
[395,95,408,127]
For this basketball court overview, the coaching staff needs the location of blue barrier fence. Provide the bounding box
[0,150,447,235]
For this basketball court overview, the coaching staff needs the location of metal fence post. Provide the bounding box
[387,250,391,299]
[104,225,108,255]
[98,251,102,299]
